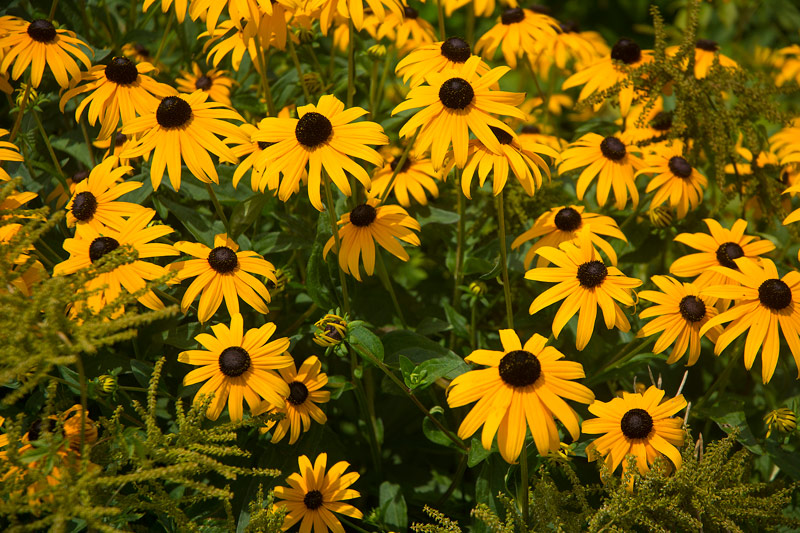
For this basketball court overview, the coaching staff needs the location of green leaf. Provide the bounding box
[131,359,154,389]
[348,325,384,363]
[443,302,469,339]
[468,437,493,467]
[708,408,763,454]
[228,193,269,240]
[305,213,335,309]
[422,406,461,450]
[378,482,408,531]
[416,206,460,226]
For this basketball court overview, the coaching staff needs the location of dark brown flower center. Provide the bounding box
[501,7,525,25]
[758,279,792,311]
[287,381,310,405]
[295,112,332,148]
[559,20,579,33]
[156,96,193,129]
[390,156,411,173]
[89,236,120,262]
[105,57,139,85]
[620,408,653,439]
[668,156,693,178]
[72,191,98,221]
[218,346,250,377]
[303,490,324,510]
[715,242,744,269]
[439,77,474,110]
[440,37,471,63]
[554,207,582,232]
[134,43,150,57]
[349,204,377,227]
[611,38,642,65]
[577,260,607,288]
[498,350,541,388]
[26,419,57,441]
[403,6,418,18]
[650,111,673,132]
[27,19,56,43]
[324,324,343,341]
[600,137,627,161]
[696,39,719,52]
[490,126,513,145]
[208,246,238,273]
[195,75,213,91]
[679,295,706,322]
[114,132,127,146]
[521,124,540,134]
[72,170,89,184]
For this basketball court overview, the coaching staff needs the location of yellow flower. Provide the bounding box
[764,407,797,439]
[176,62,234,107]
[475,8,559,69]
[368,149,440,207]
[636,144,707,219]
[666,39,738,79]
[0,128,23,182]
[375,6,437,54]
[395,37,490,89]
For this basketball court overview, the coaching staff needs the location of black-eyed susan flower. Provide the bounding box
[0,17,92,88]
[442,0,500,18]
[637,145,707,219]
[518,124,567,152]
[323,198,421,281]
[530,20,600,74]
[375,6,436,54]
[176,62,234,107]
[583,386,686,487]
[447,330,594,463]
[121,91,243,191]
[764,407,797,439]
[511,205,627,269]
[58,405,98,452]
[274,453,363,532]
[700,258,800,384]
[46,169,89,209]
[122,42,157,64]
[526,231,642,350]
[312,0,403,35]
[188,0,262,33]
[313,313,349,347]
[669,218,775,291]
[92,132,139,169]
[253,94,388,211]
[53,209,178,313]
[456,126,557,198]
[172,233,278,323]
[393,55,526,170]
[229,122,278,192]
[59,57,176,140]
[143,0,188,22]
[200,19,259,72]
[65,156,146,231]
[252,355,330,444]
[474,8,559,69]
[562,38,653,116]
[368,149,440,207]
[0,128,23,181]
[179,313,292,420]
[558,132,644,210]
[638,275,722,366]
[0,416,7,449]
[667,39,738,79]
[395,37,491,89]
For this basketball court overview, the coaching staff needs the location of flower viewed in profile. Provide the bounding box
[53,209,178,314]
[511,205,627,269]
[65,156,146,230]
[312,0,403,35]
[392,55,526,170]
[638,275,722,366]
[59,57,176,140]
[583,386,686,488]
[252,355,330,444]
[253,94,388,211]
[637,145,707,219]
[700,258,800,384]
[172,233,278,323]
[395,36,490,89]
[121,91,243,191]
[0,17,92,88]
[474,7,559,69]
[313,313,349,347]
[368,149,440,207]
[447,329,594,463]
[274,453,363,532]
[558,132,644,210]
[526,230,642,350]
[178,313,292,420]
[667,39,739,79]
[323,198,421,281]
[530,20,601,74]
[176,62,234,107]
[375,6,437,53]
[764,407,797,439]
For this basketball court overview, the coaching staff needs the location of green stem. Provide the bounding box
[375,251,407,328]
[75,354,88,458]
[466,3,475,45]
[520,446,529,528]
[256,45,276,116]
[597,336,655,373]
[80,117,96,166]
[470,298,478,349]
[350,351,382,474]
[339,517,371,533]
[346,19,356,107]
[323,173,351,316]
[374,49,392,119]
[452,178,465,306]
[368,59,379,119]
[205,183,230,234]
[377,128,419,204]
[153,15,174,67]
[287,37,312,103]
[9,82,31,143]
[32,110,68,190]
[497,190,514,329]
[48,0,60,19]
[437,0,445,40]
[435,454,467,506]
[694,347,743,411]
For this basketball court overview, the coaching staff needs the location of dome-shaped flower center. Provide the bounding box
[114,132,127,146]
[104,57,139,85]
[554,207,582,232]
[207,246,238,273]
[27,19,57,43]
[758,279,792,311]
[390,156,411,173]
[490,126,513,145]
[498,350,541,388]
[521,124,540,134]
[195,75,213,91]
[650,111,673,132]
[303,490,324,510]
[26,419,57,441]
[611,38,642,65]
[156,96,193,129]
[287,381,310,405]
[403,6,418,18]
[134,43,150,56]
[715,242,744,269]
[695,39,719,52]
[218,346,250,377]
[577,260,607,288]
[501,7,525,25]
[72,191,98,221]
[668,156,693,179]
[620,408,653,439]
[439,77,474,110]
[88,236,120,262]
[324,324,343,341]
[440,37,471,63]
[349,204,377,227]
[72,170,89,184]
[600,137,627,161]
[295,112,333,148]
[559,21,579,33]
[679,295,706,322]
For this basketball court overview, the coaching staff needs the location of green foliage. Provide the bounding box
[243,485,286,533]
